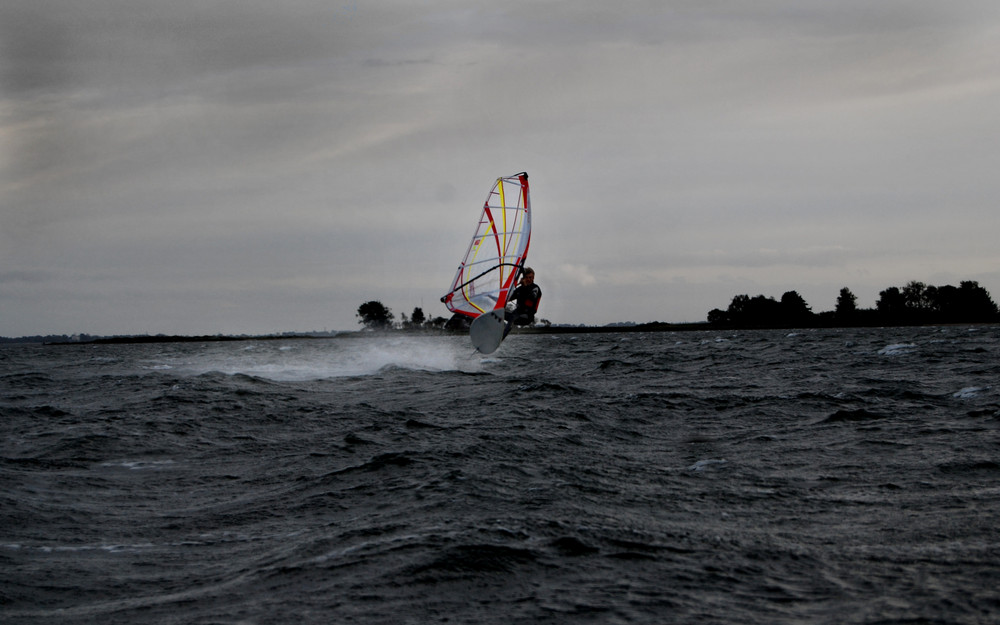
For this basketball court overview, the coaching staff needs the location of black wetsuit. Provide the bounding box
[504,283,541,335]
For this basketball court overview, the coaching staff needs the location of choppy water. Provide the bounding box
[2,326,1000,624]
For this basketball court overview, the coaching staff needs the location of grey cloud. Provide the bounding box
[2,1,358,100]
[0,6,74,94]
[3,1,999,336]
[0,269,55,284]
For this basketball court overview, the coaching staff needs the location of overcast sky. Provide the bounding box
[3,1,999,336]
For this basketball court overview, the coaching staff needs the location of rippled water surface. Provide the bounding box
[3,326,1000,624]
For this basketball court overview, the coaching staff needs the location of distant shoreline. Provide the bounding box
[37,322,703,345]
[26,320,999,346]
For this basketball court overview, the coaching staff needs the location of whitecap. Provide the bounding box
[954,387,984,399]
[100,460,176,471]
[688,459,727,471]
[878,343,917,356]
[30,542,156,553]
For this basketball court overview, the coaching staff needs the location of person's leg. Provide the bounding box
[503,314,531,339]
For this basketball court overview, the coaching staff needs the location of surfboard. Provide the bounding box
[469,309,506,354]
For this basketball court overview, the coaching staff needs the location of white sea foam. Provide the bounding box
[878,343,917,356]
[689,459,727,471]
[954,386,984,399]
[100,460,176,471]
[176,336,479,381]
[2,542,156,554]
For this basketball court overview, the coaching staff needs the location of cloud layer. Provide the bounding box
[3,1,999,335]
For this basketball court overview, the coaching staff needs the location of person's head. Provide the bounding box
[522,267,535,284]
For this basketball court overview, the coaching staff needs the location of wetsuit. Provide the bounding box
[504,282,541,336]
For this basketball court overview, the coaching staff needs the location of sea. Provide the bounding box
[2,326,999,625]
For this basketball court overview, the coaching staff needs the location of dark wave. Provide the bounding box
[937,460,1000,475]
[3,326,1000,624]
[820,408,889,423]
[408,543,540,578]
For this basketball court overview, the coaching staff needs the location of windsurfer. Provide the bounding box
[503,267,541,338]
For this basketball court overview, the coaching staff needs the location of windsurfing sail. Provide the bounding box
[441,172,531,319]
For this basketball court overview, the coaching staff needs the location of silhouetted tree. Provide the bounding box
[954,281,999,322]
[724,294,782,328]
[876,287,906,322]
[835,287,857,322]
[724,294,749,326]
[710,292,813,328]
[356,300,394,330]
[780,291,813,326]
[444,314,471,330]
[930,281,999,323]
[876,280,999,324]
[427,316,449,329]
[900,280,934,322]
[410,307,426,327]
[901,281,929,309]
[707,308,728,325]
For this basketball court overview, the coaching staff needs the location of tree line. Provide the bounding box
[707,280,999,329]
[356,301,452,331]
[356,301,553,331]
[357,279,998,332]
